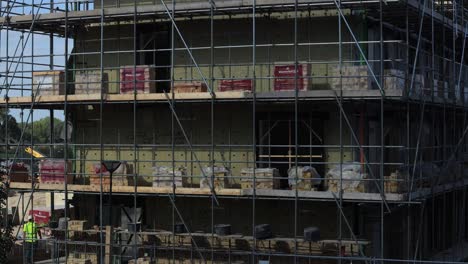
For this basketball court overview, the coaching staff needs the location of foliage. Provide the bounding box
[0,183,14,263]
[22,117,65,144]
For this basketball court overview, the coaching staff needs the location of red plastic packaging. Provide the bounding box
[273,64,309,91]
[218,79,253,92]
[39,159,72,184]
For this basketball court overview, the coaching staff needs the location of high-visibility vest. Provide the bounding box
[23,222,38,243]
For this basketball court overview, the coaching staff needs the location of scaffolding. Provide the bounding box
[1,0,468,263]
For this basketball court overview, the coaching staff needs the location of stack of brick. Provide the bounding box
[89,161,131,186]
[288,166,321,191]
[218,79,252,92]
[384,171,405,193]
[68,220,89,231]
[7,162,30,182]
[152,166,187,187]
[74,70,108,95]
[409,74,428,96]
[383,69,406,90]
[172,81,208,93]
[67,259,92,264]
[240,168,281,189]
[120,65,156,94]
[326,163,366,192]
[68,252,97,264]
[39,159,73,184]
[128,257,155,264]
[330,65,369,91]
[199,166,229,190]
[32,71,65,96]
[273,64,310,91]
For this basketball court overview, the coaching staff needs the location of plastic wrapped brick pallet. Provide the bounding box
[200,166,229,189]
[152,166,186,187]
[288,166,321,190]
[326,163,365,192]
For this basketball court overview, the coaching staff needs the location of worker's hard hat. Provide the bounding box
[27,215,33,221]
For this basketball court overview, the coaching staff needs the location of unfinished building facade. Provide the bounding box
[1,0,468,263]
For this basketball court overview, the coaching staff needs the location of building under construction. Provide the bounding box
[1,0,468,263]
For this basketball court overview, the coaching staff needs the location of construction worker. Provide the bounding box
[23,215,42,264]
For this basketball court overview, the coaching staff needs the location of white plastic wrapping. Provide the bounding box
[287,166,321,186]
[326,163,363,190]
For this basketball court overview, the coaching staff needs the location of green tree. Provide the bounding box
[22,117,64,144]
[0,182,14,263]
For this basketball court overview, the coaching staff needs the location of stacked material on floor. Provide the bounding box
[384,171,405,193]
[129,257,155,264]
[273,63,310,91]
[152,166,187,187]
[383,69,405,90]
[199,166,229,190]
[3,162,30,182]
[408,74,429,97]
[218,79,253,91]
[330,65,369,90]
[32,71,65,96]
[90,161,131,186]
[74,70,108,95]
[68,220,89,231]
[410,162,439,187]
[240,168,281,189]
[288,166,321,191]
[68,252,97,264]
[120,65,156,94]
[39,159,72,184]
[326,163,366,192]
[172,81,208,93]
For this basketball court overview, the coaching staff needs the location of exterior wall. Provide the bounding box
[73,104,254,185]
[95,0,180,8]
[72,16,366,93]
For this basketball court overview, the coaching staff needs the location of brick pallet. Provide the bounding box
[172,81,208,93]
[200,166,229,190]
[383,69,406,90]
[384,171,405,193]
[330,65,369,91]
[218,79,253,91]
[129,257,155,264]
[288,166,321,191]
[8,163,30,182]
[39,159,72,184]
[240,168,281,189]
[89,162,131,186]
[32,71,65,96]
[152,166,187,187]
[327,179,366,193]
[120,65,156,94]
[273,64,310,91]
[68,220,89,231]
[75,71,109,95]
